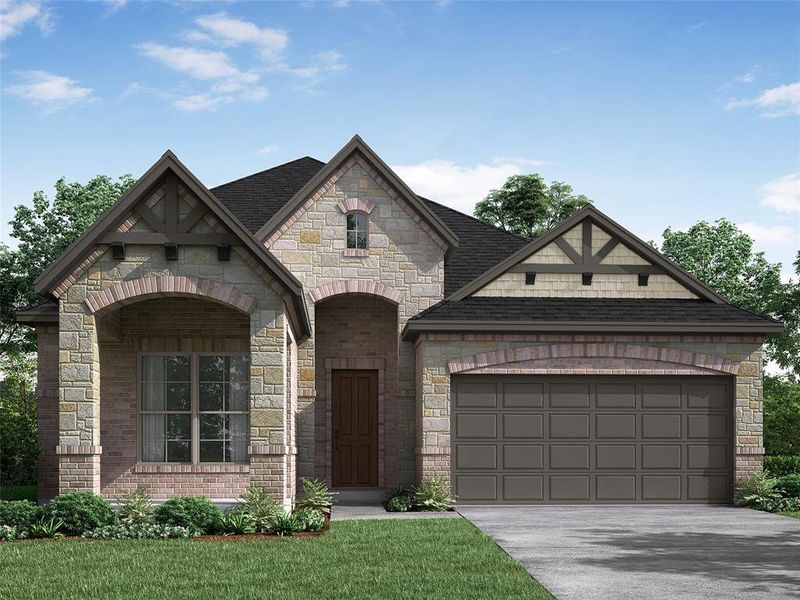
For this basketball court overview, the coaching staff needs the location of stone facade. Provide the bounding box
[415,334,765,483]
[266,157,446,487]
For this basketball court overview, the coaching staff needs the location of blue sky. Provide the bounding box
[1,0,798,278]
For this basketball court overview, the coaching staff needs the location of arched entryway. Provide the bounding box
[314,293,399,488]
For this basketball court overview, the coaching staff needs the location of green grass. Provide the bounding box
[779,511,800,519]
[0,518,553,600]
[0,485,36,501]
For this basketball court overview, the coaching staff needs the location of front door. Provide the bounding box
[332,370,378,487]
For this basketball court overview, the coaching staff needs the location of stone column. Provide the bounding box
[248,307,293,507]
[734,348,765,480]
[57,295,102,494]
[415,337,451,483]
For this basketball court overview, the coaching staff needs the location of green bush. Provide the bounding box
[0,500,41,529]
[235,486,282,533]
[764,455,800,477]
[116,487,154,525]
[154,497,222,534]
[29,517,65,539]
[42,492,115,535]
[219,511,255,535]
[775,474,800,497]
[764,375,800,456]
[0,355,39,488]
[82,523,196,540]
[413,476,456,512]
[0,525,28,541]
[295,478,336,515]
[294,508,325,532]
[386,495,413,512]
[268,512,302,537]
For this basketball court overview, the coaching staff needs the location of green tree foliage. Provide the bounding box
[0,354,37,485]
[474,174,592,240]
[764,375,800,456]
[661,220,799,376]
[0,175,134,356]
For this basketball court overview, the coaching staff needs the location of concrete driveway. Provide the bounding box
[458,505,800,600]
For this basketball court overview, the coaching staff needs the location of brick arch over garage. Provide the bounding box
[308,280,402,305]
[84,275,258,316]
[447,343,740,375]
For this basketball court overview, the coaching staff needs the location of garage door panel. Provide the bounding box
[455,445,497,470]
[596,445,636,469]
[550,414,590,439]
[503,413,544,439]
[503,445,544,470]
[452,376,731,504]
[503,476,544,501]
[550,383,591,408]
[503,383,543,408]
[456,414,497,438]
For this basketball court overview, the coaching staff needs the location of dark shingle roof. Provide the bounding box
[211,157,325,233]
[210,157,527,295]
[410,297,782,324]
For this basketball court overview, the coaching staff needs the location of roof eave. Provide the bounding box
[401,319,784,340]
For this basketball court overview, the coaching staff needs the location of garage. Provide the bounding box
[451,375,733,504]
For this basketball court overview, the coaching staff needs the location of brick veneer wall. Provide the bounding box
[415,334,766,485]
[56,242,290,502]
[35,326,59,502]
[315,295,399,486]
[266,159,446,487]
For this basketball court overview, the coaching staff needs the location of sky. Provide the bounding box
[1,0,798,279]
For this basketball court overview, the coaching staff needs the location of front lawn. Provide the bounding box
[779,511,800,519]
[0,518,553,600]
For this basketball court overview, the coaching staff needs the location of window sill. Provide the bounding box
[134,463,250,474]
[343,249,369,258]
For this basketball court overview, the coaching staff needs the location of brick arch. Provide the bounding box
[448,343,739,375]
[308,280,402,305]
[84,275,258,315]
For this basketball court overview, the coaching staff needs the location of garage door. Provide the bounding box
[451,376,733,504]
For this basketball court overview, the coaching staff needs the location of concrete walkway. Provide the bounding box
[331,505,461,520]
[459,505,800,600]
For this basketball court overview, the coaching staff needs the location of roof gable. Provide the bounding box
[447,205,727,303]
[254,135,459,249]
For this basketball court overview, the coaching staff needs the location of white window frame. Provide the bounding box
[345,211,368,249]
[137,352,250,465]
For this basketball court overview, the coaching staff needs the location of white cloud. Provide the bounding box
[194,12,288,66]
[391,159,530,215]
[687,22,707,33]
[726,81,800,117]
[7,70,95,112]
[734,64,761,84]
[739,222,797,244]
[255,144,278,156]
[760,173,800,214]
[332,0,350,7]
[137,42,252,81]
[0,0,53,40]
[550,46,572,55]
[172,93,232,112]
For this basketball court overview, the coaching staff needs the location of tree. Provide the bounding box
[661,219,799,376]
[474,174,592,240]
[0,174,135,356]
[0,353,38,486]
[763,375,800,455]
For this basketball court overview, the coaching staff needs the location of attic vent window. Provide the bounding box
[111,243,125,260]
[525,272,536,285]
[217,245,231,262]
[582,272,593,286]
[164,244,178,261]
[638,273,650,287]
[346,212,368,249]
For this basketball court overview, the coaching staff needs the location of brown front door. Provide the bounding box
[332,370,378,487]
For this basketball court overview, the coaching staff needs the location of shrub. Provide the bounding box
[764,375,800,456]
[154,497,222,534]
[775,474,800,498]
[42,492,115,535]
[386,495,413,513]
[413,476,455,512]
[764,455,800,477]
[0,499,41,529]
[268,512,302,537]
[219,511,255,535]
[116,487,154,525]
[82,523,197,540]
[236,487,282,533]
[294,508,325,532]
[295,478,336,515]
[0,525,27,541]
[29,517,65,539]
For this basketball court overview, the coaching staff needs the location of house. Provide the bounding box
[17,135,782,506]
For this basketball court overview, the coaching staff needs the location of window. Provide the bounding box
[140,354,250,464]
[346,212,368,249]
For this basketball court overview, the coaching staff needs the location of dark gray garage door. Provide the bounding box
[451,376,733,504]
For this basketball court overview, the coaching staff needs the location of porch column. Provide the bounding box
[414,337,452,483]
[57,296,102,494]
[248,308,293,508]
[734,348,765,480]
